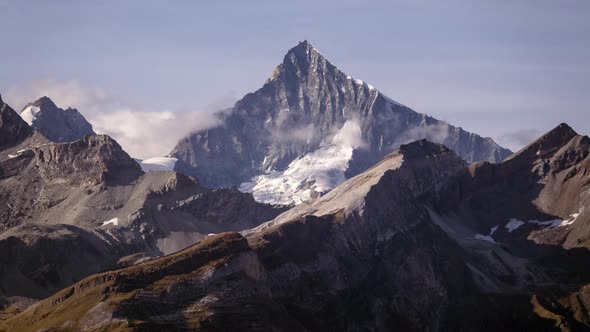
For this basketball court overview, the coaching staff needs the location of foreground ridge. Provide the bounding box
[5,124,589,330]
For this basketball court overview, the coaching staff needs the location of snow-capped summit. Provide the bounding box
[20,96,95,142]
[171,40,512,205]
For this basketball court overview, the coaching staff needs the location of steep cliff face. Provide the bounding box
[171,41,511,204]
[20,96,95,143]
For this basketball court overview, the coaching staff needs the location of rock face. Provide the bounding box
[0,98,285,304]
[8,123,590,331]
[20,96,95,142]
[171,40,512,204]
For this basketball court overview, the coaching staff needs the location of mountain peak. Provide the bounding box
[399,139,453,160]
[284,39,323,61]
[288,40,315,53]
[29,96,57,109]
[174,41,513,201]
[19,96,95,143]
[545,122,577,139]
[506,123,579,162]
[529,123,577,149]
[268,40,331,81]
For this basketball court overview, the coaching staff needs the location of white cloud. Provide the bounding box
[91,109,219,159]
[332,119,366,149]
[5,79,220,159]
[391,122,450,148]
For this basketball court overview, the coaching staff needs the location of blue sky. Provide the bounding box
[1,0,589,156]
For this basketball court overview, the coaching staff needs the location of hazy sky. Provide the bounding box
[1,0,589,156]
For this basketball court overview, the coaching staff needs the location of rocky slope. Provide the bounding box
[0,98,285,305]
[171,40,512,204]
[0,233,301,331]
[434,123,590,249]
[20,96,95,142]
[7,125,590,331]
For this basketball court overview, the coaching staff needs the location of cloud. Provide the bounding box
[91,110,219,159]
[496,128,542,152]
[5,79,220,159]
[332,120,366,149]
[391,122,450,148]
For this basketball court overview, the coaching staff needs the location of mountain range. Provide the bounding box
[0,42,588,331]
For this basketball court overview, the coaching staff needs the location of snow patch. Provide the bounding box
[505,219,525,232]
[474,225,498,243]
[7,148,29,159]
[509,211,581,229]
[239,120,364,205]
[20,106,41,125]
[345,75,376,91]
[474,234,495,243]
[102,218,119,227]
[139,157,178,172]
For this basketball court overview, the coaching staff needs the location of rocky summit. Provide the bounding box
[171,41,512,205]
[20,96,95,143]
